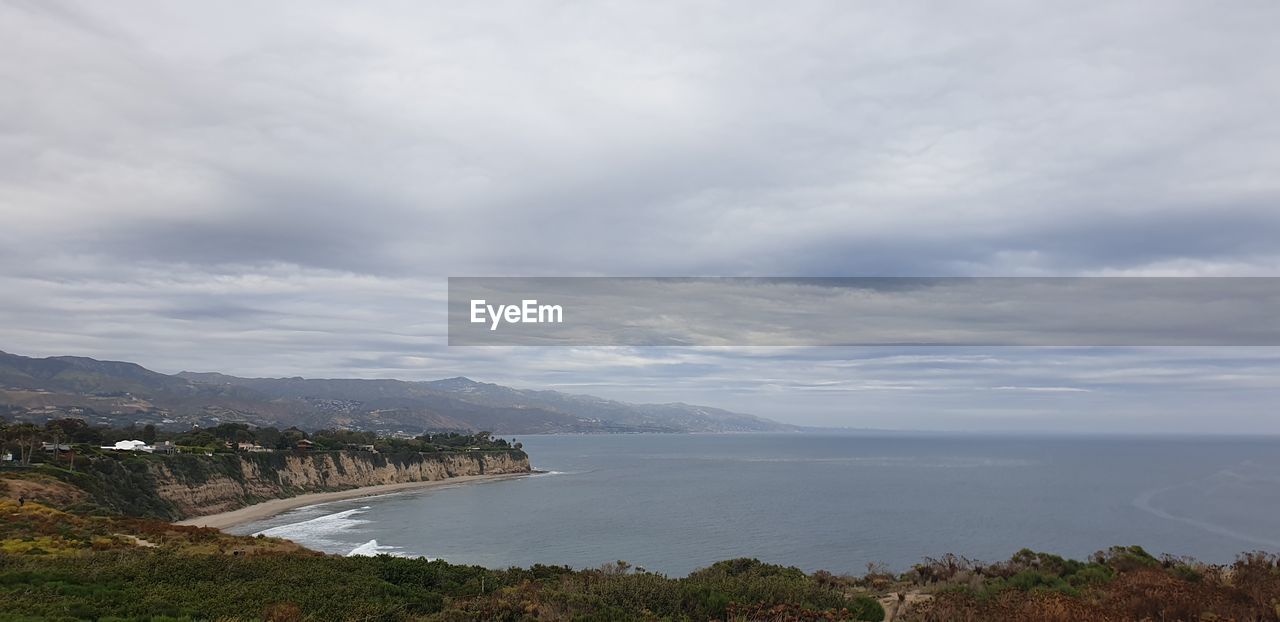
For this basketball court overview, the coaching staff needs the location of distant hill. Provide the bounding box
[0,350,796,434]
[418,376,787,433]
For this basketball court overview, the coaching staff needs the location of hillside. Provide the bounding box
[0,350,795,434]
[2,495,1279,621]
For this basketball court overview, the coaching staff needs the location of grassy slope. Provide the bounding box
[3,466,1279,621]
[3,496,1280,621]
[0,500,884,622]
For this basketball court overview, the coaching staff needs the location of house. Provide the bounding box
[344,443,376,452]
[101,440,152,452]
[295,439,315,451]
[41,442,73,452]
[237,442,268,452]
[152,441,178,455]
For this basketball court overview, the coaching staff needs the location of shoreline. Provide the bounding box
[174,472,532,531]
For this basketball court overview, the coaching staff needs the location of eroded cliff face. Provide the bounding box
[150,450,530,519]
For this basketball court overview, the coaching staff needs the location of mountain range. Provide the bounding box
[0,350,795,434]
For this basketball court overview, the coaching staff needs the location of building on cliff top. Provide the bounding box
[100,440,150,452]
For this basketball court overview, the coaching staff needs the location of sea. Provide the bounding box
[227,433,1280,576]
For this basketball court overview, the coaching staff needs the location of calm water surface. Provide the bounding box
[230,433,1280,575]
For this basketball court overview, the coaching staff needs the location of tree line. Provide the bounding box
[0,416,522,467]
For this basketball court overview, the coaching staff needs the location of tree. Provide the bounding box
[280,427,308,450]
[0,420,10,462]
[43,420,83,471]
[47,418,100,444]
[142,424,157,445]
[10,423,42,465]
[255,427,283,450]
[173,429,218,449]
[45,422,65,469]
[208,423,252,451]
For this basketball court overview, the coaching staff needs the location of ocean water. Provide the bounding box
[229,433,1280,575]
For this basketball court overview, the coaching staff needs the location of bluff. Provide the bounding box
[47,449,530,520]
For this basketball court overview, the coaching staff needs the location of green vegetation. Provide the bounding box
[2,417,527,521]
[3,499,1280,621]
[905,546,1280,621]
[0,500,883,622]
[0,416,517,459]
[6,417,1280,621]
[0,553,886,622]
[168,423,517,454]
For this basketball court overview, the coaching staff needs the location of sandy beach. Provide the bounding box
[174,472,531,530]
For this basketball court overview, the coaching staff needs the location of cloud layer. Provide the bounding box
[3,1,1279,431]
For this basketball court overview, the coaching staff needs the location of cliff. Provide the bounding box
[47,449,530,520]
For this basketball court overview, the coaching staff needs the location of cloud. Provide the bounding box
[2,1,1279,432]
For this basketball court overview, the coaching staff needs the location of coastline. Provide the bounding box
[174,472,532,531]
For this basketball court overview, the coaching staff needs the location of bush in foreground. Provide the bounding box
[3,502,1280,621]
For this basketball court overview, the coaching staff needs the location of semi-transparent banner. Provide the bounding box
[447,277,1280,346]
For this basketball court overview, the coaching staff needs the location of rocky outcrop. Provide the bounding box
[55,447,524,519]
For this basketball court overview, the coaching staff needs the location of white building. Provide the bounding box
[101,440,153,452]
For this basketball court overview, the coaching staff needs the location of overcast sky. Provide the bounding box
[3,1,1279,432]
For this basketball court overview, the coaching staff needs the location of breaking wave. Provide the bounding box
[530,470,571,477]
[255,506,373,549]
[347,539,415,557]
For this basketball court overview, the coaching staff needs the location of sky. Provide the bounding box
[2,1,1280,432]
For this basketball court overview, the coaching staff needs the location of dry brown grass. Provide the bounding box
[0,499,310,557]
[910,553,1280,622]
[0,471,88,506]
